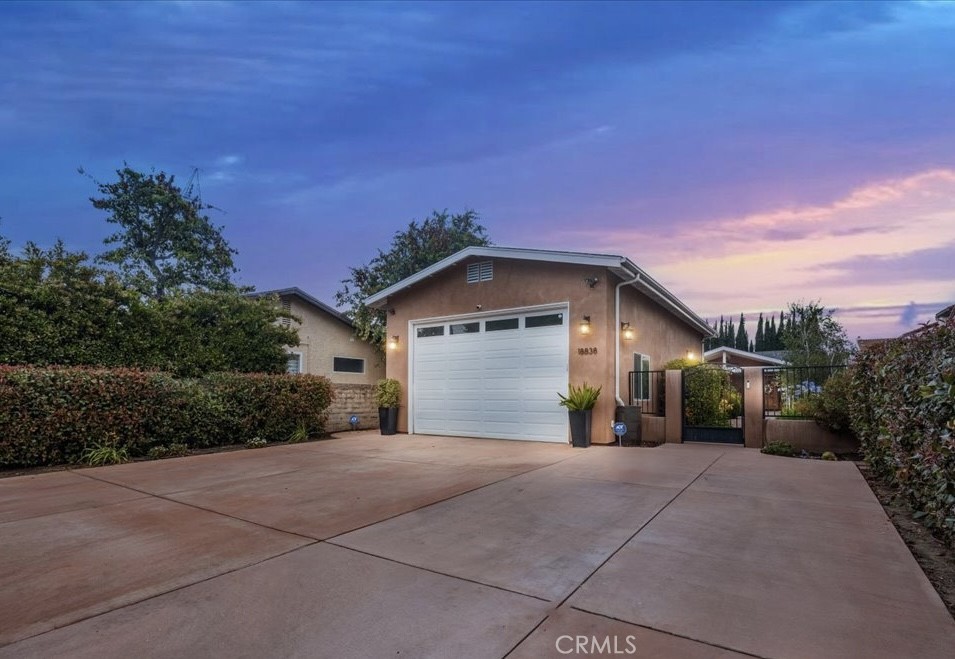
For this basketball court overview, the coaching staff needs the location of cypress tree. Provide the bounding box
[735,313,748,351]
[755,313,765,351]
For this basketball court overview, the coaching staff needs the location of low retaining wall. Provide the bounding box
[327,384,379,433]
[763,418,858,454]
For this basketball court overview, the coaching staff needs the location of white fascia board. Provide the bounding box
[703,346,787,365]
[363,245,714,338]
[364,246,622,308]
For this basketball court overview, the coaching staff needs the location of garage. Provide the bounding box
[410,306,569,442]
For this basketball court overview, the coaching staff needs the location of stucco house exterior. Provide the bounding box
[250,287,384,385]
[365,247,714,444]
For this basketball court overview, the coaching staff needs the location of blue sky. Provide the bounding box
[1,0,953,339]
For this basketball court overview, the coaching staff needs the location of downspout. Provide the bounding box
[615,270,642,406]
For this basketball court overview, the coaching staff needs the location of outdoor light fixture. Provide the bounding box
[387,335,400,350]
[579,315,592,335]
[621,322,634,341]
[686,350,696,361]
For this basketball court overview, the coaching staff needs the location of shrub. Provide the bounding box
[147,443,189,459]
[246,437,267,449]
[374,378,402,408]
[0,367,333,468]
[761,441,796,457]
[812,369,853,434]
[683,365,738,427]
[82,437,130,466]
[558,383,602,411]
[847,317,955,547]
[821,451,837,461]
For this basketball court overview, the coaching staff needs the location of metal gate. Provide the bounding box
[681,366,744,444]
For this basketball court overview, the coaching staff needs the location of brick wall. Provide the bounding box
[327,384,379,432]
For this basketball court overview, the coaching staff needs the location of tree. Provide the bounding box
[735,313,749,351]
[0,239,139,366]
[337,209,490,350]
[781,301,854,367]
[755,313,765,351]
[0,229,295,375]
[86,165,237,300]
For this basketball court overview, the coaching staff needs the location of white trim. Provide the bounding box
[632,352,651,401]
[364,246,714,337]
[703,346,788,366]
[408,302,570,441]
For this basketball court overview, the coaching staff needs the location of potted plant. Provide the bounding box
[558,383,602,448]
[375,378,402,436]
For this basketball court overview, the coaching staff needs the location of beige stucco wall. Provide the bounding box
[284,296,384,386]
[616,283,706,403]
[383,258,707,444]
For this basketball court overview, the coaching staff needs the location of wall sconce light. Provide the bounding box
[387,335,400,350]
[686,350,696,361]
[579,315,592,335]
[621,322,634,341]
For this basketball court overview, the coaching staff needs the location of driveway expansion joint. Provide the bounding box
[70,469,321,543]
[566,605,770,659]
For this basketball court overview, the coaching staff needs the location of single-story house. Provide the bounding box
[365,247,714,444]
[704,346,787,368]
[249,287,384,385]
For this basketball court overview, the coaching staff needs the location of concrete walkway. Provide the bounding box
[1,433,953,658]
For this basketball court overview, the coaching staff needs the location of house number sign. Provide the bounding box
[577,347,598,356]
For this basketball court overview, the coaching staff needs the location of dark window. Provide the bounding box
[525,313,564,328]
[416,326,445,338]
[486,318,519,332]
[450,322,480,335]
[333,357,365,373]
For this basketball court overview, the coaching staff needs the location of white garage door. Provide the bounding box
[412,307,569,442]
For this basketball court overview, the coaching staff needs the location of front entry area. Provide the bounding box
[410,306,569,442]
[681,366,745,445]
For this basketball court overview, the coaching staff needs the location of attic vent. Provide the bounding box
[281,299,292,327]
[466,261,493,284]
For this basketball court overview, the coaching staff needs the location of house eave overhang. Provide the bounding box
[247,287,354,328]
[703,346,788,366]
[364,246,715,338]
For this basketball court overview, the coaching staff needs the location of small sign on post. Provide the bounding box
[612,421,627,447]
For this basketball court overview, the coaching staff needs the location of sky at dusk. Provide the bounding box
[1,0,953,341]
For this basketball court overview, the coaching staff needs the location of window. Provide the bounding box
[633,353,651,400]
[286,352,303,375]
[333,357,365,373]
[416,326,445,338]
[485,317,519,332]
[525,313,563,328]
[466,261,493,283]
[450,322,480,335]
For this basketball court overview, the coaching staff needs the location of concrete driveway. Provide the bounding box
[1,433,953,658]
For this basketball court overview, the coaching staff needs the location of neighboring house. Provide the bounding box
[704,346,787,368]
[935,304,953,322]
[248,287,384,385]
[365,246,714,444]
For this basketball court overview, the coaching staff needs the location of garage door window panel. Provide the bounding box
[417,326,445,338]
[525,313,564,328]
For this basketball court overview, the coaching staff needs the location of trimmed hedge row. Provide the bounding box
[848,317,955,547]
[0,367,334,468]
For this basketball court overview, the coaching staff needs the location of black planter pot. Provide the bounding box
[568,410,592,448]
[378,407,398,436]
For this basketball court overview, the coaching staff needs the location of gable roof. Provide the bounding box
[364,246,714,337]
[247,287,353,328]
[704,346,788,366]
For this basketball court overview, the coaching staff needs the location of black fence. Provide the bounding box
[762,365,846,418]
[628,370,666,416]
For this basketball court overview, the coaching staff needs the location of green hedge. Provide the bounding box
[848,318,955,547]
[0,367,334,468]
